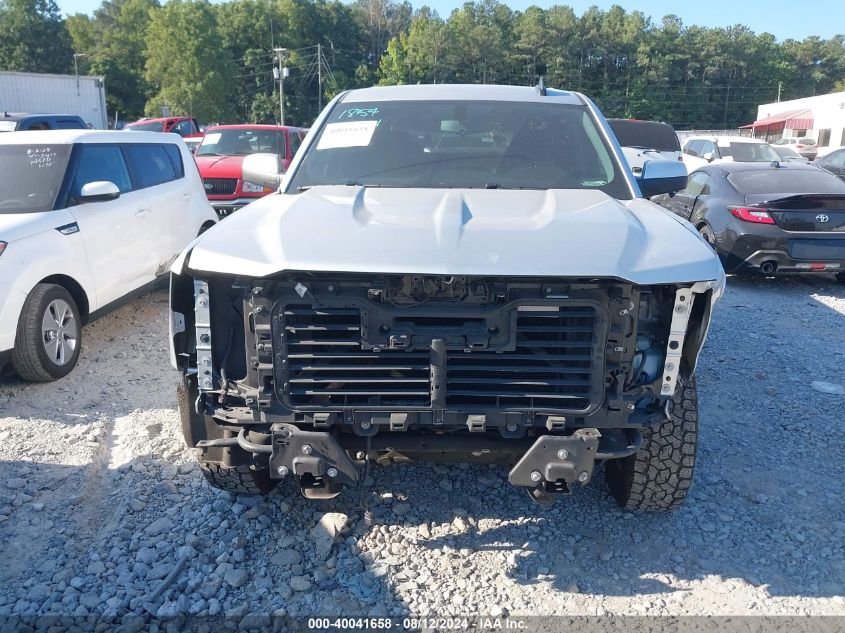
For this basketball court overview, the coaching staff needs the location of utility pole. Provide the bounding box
[317,43,322,111]
[273,48,289,126]
[73,53,86,96]
[777,81,782,102]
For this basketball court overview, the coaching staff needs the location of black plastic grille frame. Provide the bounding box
[277,304,601,412]
[445,307,597,410]
[282,307,430,407]
[202,177,238,196]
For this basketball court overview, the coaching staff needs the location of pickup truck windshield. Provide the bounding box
[289,100,630,198]
[197,128,286,158]
[0,144,72,213]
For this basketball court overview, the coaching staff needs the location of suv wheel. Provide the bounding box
[605,376,699,511]
[12,283,82,381]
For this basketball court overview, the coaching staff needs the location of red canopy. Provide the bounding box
[740,109,814,131]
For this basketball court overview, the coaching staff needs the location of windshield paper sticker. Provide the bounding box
[202,132,221,145]
[317,120,378,150]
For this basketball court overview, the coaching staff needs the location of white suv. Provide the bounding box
[0,130,217,381]
[681,135,779,170]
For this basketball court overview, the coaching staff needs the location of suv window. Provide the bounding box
[162,144,185,177]
[0,144,72,213]
[700,141,717,158]
[685,140,703,157]
[71,145,132,200]
[124,143,179,188]
[607,119,680,152]
[289,100,631,198]
[723,142,778,162]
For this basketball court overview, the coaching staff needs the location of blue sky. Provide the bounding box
[57,0,845,42]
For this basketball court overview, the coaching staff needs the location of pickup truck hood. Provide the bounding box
[184,186,725,287]
[194,155,244,178]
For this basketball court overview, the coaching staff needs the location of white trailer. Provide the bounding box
[0,71,108,129]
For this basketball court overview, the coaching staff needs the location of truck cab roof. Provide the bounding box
[0,113,88,132]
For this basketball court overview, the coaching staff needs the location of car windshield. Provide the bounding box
[197,128,286,157]
[721,142,779,162]
[607,119,680,152]
[289,100,630,197]
[728,169,845,194]
[126,121,164,132]
[0,144,72,213]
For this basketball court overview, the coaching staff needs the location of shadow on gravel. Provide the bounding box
[351,456,843,602]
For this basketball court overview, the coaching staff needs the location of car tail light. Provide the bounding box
[0,241,6,257]
[729,207,776,224]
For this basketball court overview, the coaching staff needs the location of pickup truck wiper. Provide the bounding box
[483,183,542,190]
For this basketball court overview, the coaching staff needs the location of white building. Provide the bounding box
[742,90,845,155]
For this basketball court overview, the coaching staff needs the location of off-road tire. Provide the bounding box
[12,283,82,382]
[200,462,278,495]
[605,376,698,511]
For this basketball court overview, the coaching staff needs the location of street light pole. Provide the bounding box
[274,48,288,126]
[73,53,86,96]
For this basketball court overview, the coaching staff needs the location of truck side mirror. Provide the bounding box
[636,160,687,197]
[242,153,285,190]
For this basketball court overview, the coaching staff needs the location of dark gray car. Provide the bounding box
[813,148,845,182]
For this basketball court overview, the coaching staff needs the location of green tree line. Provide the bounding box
[2,0,844,129]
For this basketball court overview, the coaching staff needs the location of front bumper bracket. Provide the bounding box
[508,428,600,505]
[268,424,359,498]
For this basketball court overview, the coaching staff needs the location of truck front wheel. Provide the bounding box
[605,376,699,511]
[199,462,278,495]
[177,373,278,495]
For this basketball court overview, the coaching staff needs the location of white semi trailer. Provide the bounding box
[0,70,108,129]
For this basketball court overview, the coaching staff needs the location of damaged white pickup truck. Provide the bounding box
[169,84,725,511]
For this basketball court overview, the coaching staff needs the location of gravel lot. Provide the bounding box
[1,276,844,623]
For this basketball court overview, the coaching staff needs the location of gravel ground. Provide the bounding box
[0,277,844,623]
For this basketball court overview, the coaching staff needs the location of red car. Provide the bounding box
[194,124,308,215]
[125,116,202,138]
